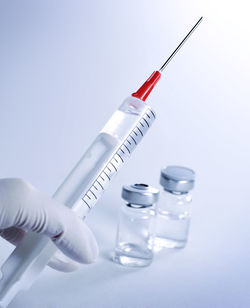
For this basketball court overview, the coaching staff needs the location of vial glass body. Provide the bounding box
[114,202,155,267]
[154,189,192,250]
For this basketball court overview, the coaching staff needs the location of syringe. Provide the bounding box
[0,17,202,308]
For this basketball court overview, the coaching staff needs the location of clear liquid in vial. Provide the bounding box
[114,242,153,267]
[154,211,190,251]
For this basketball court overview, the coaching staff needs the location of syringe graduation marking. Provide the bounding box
[83,199,91,209]
[116,153,124,163]
[90,190,97,199]
[123,144,131,154]
[137,127,143,136]
[143,118,150,127]
[104,171,110,180]
[110,162,117,172]
[130,135,137,145]
[150,110,156,118]
[81,107,155,210]
[96,180,104,190]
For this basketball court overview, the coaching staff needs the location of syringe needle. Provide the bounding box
[159,17,203,72]
[132,16,203,101]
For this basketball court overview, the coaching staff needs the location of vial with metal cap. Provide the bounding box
[113,183,159,267]
[154,166,195,250]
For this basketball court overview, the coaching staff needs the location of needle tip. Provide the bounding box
[159,16,203,72]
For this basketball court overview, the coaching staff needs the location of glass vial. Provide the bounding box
[154,166,195,250]
[113,183,159,267]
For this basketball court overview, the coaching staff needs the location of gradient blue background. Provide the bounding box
[0,1,250,307]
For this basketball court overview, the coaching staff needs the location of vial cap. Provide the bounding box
[122,183,159,206]
[160,166,195,193]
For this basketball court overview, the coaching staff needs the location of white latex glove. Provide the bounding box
[0,178,99,272]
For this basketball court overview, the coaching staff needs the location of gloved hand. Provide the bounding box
[0,178,99,272]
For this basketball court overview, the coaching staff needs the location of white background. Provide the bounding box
[0,0,250,307]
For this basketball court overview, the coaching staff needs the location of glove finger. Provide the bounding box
[0,226,81,272]
[0,179,99,264]
[50,212,99,264]
[48,250,81,272]
[0,227,26,245]
[27,195,100,264]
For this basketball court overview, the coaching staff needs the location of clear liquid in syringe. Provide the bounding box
[66,100,156,217]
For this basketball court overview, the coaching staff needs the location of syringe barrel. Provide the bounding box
[0,97,156,307]
[53,96,155,216]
